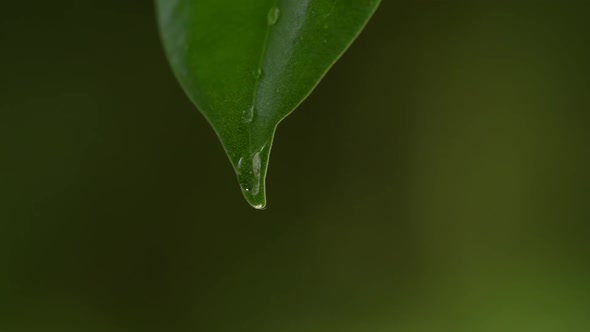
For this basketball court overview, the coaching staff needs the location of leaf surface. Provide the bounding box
[156,0,381,209]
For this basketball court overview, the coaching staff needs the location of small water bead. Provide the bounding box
[267,7,280,25]
[243,106,254,123]
[255,68,263,79]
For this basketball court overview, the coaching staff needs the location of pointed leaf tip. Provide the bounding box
[156,0,381,208]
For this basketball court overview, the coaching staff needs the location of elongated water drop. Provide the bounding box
[237,151,265,209]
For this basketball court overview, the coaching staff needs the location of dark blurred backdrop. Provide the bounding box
[1,1,589,331]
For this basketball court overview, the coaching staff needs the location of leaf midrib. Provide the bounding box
[247,0,281,152]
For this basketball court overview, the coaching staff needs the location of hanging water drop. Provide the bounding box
[236,151,265,209]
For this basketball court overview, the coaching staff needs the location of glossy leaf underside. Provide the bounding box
[156,0,381,209]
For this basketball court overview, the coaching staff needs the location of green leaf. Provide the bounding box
[156,0,381,209]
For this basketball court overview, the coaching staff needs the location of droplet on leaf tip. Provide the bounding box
[252,204,266,210]
[236,151,265,209]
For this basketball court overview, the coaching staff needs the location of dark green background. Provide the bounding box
[1,1,589,331]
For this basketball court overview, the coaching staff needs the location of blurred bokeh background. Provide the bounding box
[1,1,589,331]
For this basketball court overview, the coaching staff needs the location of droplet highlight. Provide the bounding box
[267,7,280,25]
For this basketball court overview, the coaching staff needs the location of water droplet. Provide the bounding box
[237,151,265,208]
[243,106,254,123]
[255,68,263,79]
[267,7,280,25]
